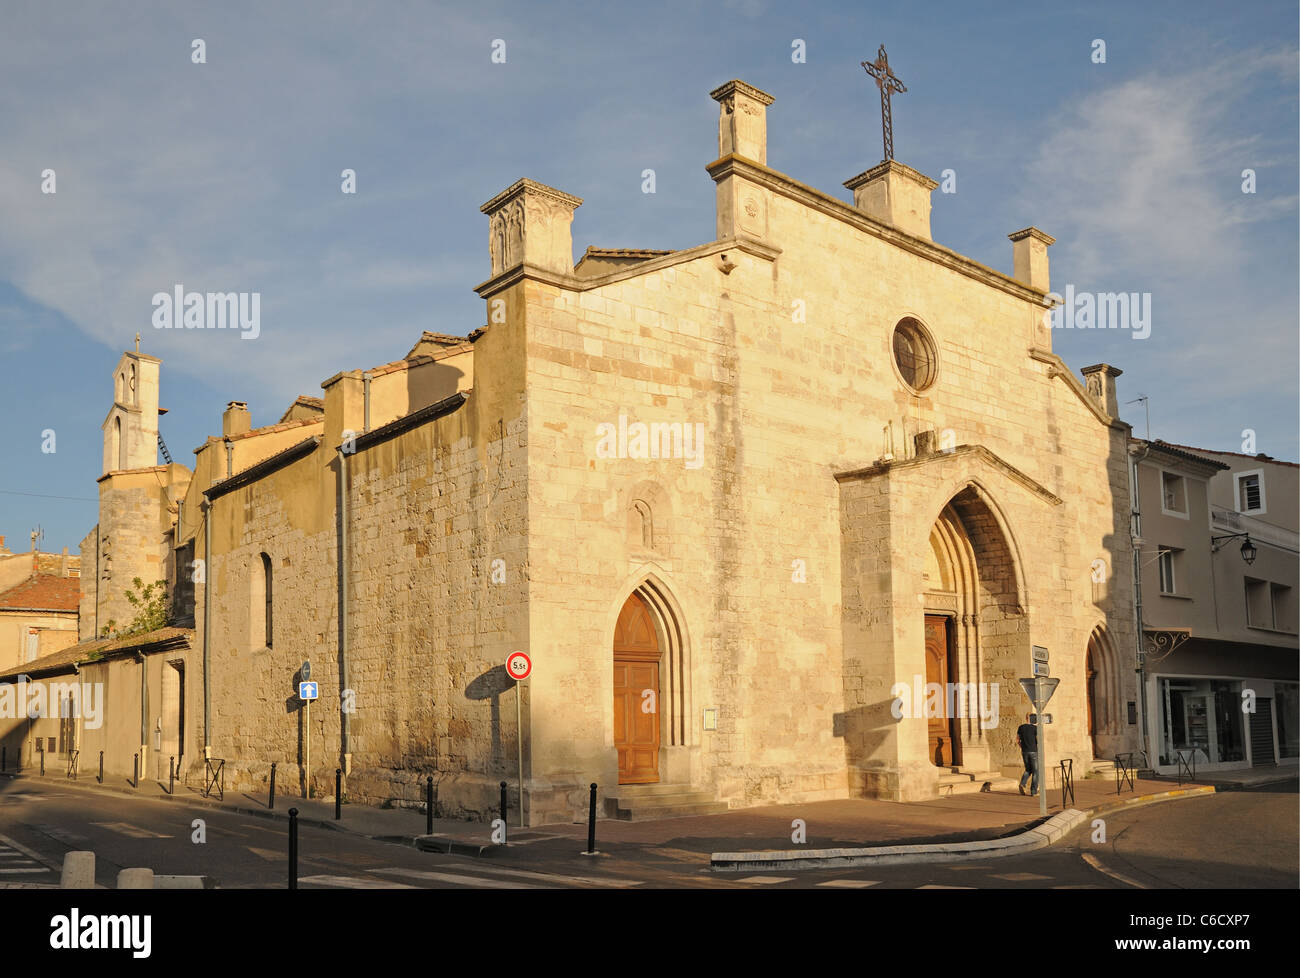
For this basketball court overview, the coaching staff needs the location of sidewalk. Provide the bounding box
[0,766,1213,857]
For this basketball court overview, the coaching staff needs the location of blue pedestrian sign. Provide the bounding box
[299,681,319,701]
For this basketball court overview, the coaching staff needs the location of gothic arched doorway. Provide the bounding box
[613,592,661,784]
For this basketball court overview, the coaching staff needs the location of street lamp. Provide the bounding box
[1212,532,1257,565]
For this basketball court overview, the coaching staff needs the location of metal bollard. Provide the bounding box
[585,782,598,855]
[269,762,277,810]
[425,775,433,835]
[133,752,139,788]
[98,750,104,784]
[2,746,5,772]
[169,756,175,795]
[499,780,507,826]
[335,769,342,820]
[39,747,45,777]
[288,808,299,890]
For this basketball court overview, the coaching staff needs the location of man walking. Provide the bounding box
[1016,713,1038,796]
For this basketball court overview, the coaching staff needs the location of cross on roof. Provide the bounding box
[862,44,907,162]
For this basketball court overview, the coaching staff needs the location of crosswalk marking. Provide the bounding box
[91,822,171,839]
[297,875,419,889]
[917,884,975,889]
[373,867,552,889]
[993,872,1051,882]
[815,879,881,888]
[0,834,54,877]
[734,876,795,885]
[397,862,643,888]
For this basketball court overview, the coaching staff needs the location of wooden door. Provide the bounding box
[1086,649,1098,757]
[614,594,661,784]
[925,615,958,767]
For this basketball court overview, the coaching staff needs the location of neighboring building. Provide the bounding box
[0,535,81,673]
[1131,440,1299,775]
[4,79,1144,821]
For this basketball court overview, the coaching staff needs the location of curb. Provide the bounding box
[710,786,1218,872]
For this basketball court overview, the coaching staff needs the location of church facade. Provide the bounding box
[9,79,1140,822]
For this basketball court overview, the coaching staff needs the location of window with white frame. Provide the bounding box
[1160,471,1188,516]
[1234,470,1265,514]
[1158,546,1178,595]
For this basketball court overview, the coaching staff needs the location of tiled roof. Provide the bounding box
[278,395,325,423]
[1155,441,1297,469]
[0,574,80,612]
[0,626,194,681]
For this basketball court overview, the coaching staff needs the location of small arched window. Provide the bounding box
[261,553,273,648]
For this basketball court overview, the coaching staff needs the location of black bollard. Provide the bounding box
[269,762,277,811]
[39,746,44,777]
[585,782,598,855]
[288,808,299,890]
[499,780,507,826]
[132,752,138,788]
[2,745,5,772]
[425,775,433,835]
[98,750,104,784]
[335,769,342,820]
[169,756,175,795]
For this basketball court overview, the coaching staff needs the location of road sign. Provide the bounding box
[301,660,311,682]
[1032,645,1049,663]
[1018,676,1060,710]
[1033,661,1050,677]
[506,651,532,681]
[299,681,319,701]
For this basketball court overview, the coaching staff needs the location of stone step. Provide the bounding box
[610,800,731,821]
[610,782,709,798]
[607,790,719,810]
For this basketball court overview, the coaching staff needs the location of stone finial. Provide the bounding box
[480,179,583,277]
[1009,227,1055,292]
[844,160,939,241]
[710,80,775,165]
[1080,363,1123,417]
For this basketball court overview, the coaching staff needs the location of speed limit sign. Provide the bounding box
[505,651,532,681]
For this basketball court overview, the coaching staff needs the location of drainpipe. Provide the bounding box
[1130,442,1152,765]
[337,447,351,775]
[202,495,212,760]
[363,371,372,434]
[138,651,148,774]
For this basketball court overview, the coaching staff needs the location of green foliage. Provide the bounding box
[98,577,168,640]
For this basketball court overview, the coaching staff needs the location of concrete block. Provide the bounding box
[60,851,95,889]
[117,868,154,889]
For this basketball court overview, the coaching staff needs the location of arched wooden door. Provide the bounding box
[614,593,661,784]
[1086,647,1099,757]
[925,615,959,767]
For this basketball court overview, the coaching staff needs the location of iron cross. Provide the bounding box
[862,44,907,162]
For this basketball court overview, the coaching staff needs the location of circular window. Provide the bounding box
[892,318,937,393]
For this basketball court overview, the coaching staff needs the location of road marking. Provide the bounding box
[297,875,418,889]
[396,862,642,888]
[90,822,171,839]
[917,884,975,889]
[0,867,52,874]
[993,872,1051,881]
[734,876,795,885]
[373,867,553,889]
[31,825,89,848]
[1081,852,1148,889]
[247,847,282,861]
[815,879,881,888]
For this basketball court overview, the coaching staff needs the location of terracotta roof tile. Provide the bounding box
[0,626,194,681]
[0,574,80,612]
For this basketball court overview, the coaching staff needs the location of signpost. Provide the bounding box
[300,662,313,799]
[1018,664,1060,817]
[505,652,531,827]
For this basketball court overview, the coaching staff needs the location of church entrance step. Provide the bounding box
[604,784,728,820]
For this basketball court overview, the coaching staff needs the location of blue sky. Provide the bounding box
[1,0,1296,552]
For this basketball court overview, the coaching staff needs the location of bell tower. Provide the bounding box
[102,345,161,474]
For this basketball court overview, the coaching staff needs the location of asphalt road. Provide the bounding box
[1,775,1294,889]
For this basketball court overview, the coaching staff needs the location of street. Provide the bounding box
[1,776,1294,890]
